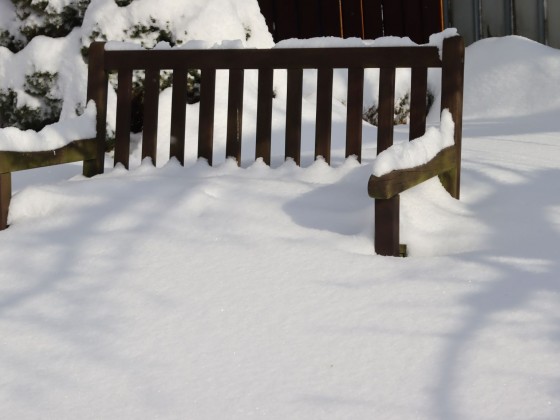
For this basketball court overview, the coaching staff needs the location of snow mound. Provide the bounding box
[0,101,96,152]
[372,109,454,177]
[463,36,560,119]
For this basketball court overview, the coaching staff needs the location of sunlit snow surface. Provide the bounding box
[1,22,560,420]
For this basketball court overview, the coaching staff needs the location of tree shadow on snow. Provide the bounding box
[431,165,560,420]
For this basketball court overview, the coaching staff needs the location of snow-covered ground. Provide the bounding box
[1,24,560,420]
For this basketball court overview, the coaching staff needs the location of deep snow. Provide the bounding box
[1,6,560,420]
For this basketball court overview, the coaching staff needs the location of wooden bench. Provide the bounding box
[0,36,464,256]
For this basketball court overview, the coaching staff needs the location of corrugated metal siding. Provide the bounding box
[444,0,559,48]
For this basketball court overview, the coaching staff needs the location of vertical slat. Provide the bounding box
[114,68,133,169]
[226,69,244,165]
[537,0,546,44]
[421,0,444,41]
[257,0,277,41]
[439,36,465,199]
[0,172,11,230]
[473,0,482,41]
[409,67,428,141]
[320,0,343,37]
[273,0,299,40]
[375,67,400,257]
[84,41,108,177]
[297,0,321,38]
[198,68,216,165]
[377,68,396,153]
[142,68,160,165]
[341,0,364,38]
[346,67,364,161]
[255,68,274,165]
[402,0,425,43]
[362,0,384,39]
[170,69,188,165]
[505,0,513,35]
[315,67,333,163]
[285,68,303,165]
[381,0,405,37]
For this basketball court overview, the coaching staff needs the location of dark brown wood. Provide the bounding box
[368,146,458,199]
[103,47,442,71]
[421,0,444,41]
[319,0,343,37]
[346,67,364,161]
[170,69,188,165]
[84,41,108,177]
[297,0,321,39]
[341,0,364,38]
[285,68,303,165]
[315,67,333,163]
[362,0,384,39]
[381,0,405,37]
[409,67,428,141]
[257,0,277,41]
[375,196,400,256]
[375,66,399,257]
[0,172,11,230]
[377,67,396,153]
[257,0,442,43]
[256,68,274,165]
[198,68,216,165]
[0,140,97,173]
[142,68,160,165]
[439,36,464,199]
[274,0,299,41]
[403,0,425,44]
[114,68,133,169]
[226,69,244,164]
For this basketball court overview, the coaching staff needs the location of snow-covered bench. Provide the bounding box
[0,35,464,256]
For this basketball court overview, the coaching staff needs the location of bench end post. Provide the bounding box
[84,41,108,177]
[439,35,465,199]
[0,172,11,230]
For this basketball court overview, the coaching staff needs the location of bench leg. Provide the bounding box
[374,195,400,257]
[0,172,12,230]
[83,158,104,178]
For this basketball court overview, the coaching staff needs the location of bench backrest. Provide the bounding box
[86,36,464,198]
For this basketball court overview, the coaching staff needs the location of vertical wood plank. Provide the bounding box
[320,0,343,37]
[341,0,364,38]
[402,0,425,43]
[298,0,321,38]
[114,68,133,169]
[170,69,188,165]
[439,35,465,199]
[375,66,400,257]
[362,0,384,39]
[226,69,244,165]
[84,41,108,177]
[257,0,277,41]
[315,67,333,163]
[198,68,216,165]
[274,0,299,40]
[409,67,428,141]
[346,67,364,161]
[421,0,444,41]
[0,172,11,230]
[377,68,396,153]
[142,68,160,165]
[256,68,274,165]
[285,68,303,165]
[381,0,405,37]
